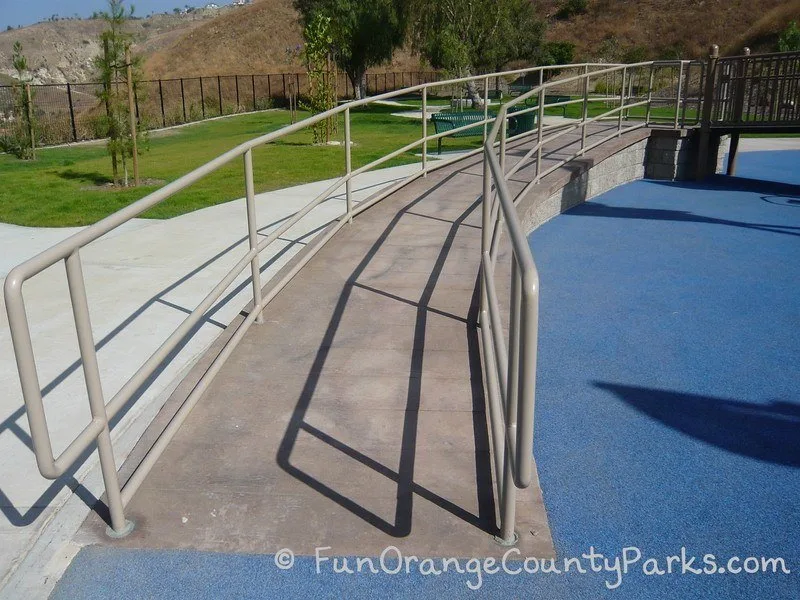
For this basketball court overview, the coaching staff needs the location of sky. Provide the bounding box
[0,1,234,30]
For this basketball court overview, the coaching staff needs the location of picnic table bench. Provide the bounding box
[430,107,538,154]
[507,86,572,117]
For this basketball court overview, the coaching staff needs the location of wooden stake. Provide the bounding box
[25,84,35,160]
[126,47,140,187]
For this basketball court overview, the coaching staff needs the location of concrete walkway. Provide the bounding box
[0,162,430,593]
[75,124,639,561]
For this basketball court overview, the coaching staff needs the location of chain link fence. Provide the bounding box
[0,70,442,148]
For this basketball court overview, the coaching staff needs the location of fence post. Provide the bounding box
[25,84,35,159]
[67,82,78,142]
[159,79,166,128]
[252,74,256,111]
[235,75,240,111]
[200,77,206,119]
[217,75,223,115]
[133,83,140,125]
[180,78,187,122]
[125,48,139,187]
[696,44,719,180]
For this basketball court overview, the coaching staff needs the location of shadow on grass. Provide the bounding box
[57,169,113,186]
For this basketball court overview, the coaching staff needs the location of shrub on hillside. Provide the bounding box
[778,21,800,52]
[556,0,588,20]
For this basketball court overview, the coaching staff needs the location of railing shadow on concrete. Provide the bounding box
[4,59,696,538]
[0,212,330,527]
[276,166,497,537]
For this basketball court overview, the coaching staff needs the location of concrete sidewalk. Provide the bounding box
[0,162,428,595]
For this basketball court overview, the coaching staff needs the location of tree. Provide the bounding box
[93,0,146,186]
[0,42,36,159]
[408,0,546,107]
[778,21,800,52]
[300,13,336,143]
[293,0,407,99]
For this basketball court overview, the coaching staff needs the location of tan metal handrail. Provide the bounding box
[480,59,698,544]
[4,61,619,537]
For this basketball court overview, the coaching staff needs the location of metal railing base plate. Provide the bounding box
[105,519,135,539]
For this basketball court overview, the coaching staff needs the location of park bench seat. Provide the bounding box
[431,108,537,154]
[430,111,494,154]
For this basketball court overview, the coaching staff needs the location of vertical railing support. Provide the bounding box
[344,107,353,222]
[581,65,589,152]
[65,251,132,538]
[243,150,264,325]
[696,44,720,180]
[645,64,655,125]
[674,62,684,129]
[618,67,627,135]
[483,76,490,141]
[422,87,428,175]
[536,85,544,180]
[500,110,507,175]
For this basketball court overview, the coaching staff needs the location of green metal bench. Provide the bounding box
[524,94,571,117]
[430,111,494,154]
[430,108,538,154]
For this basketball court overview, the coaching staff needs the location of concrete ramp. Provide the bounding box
[79,123,644,558]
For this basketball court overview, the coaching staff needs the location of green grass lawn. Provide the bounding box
[0,105,483,227]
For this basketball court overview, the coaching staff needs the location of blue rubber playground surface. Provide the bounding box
[52,150,800,599]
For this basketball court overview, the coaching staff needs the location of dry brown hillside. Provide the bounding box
[2,0,798,84]
[541,0,800,60]
[0,10,223,84]
[143,0,422,79]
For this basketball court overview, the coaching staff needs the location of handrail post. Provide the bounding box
[581,65,589,152]
[483,76,490,141]
[65,251,132,537]
[536,85,544,181]
[244,149,264,324]
[344,107,353,221]
[696,44,720,180]
[500,111,507,175]
[645,64,655,125]
[422,87,428,175]
[497,254,522,545]
[618,67,627,136]
[674,61,684,129]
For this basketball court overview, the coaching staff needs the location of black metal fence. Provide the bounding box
[0,70,441,147]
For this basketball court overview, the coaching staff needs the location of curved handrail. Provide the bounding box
[4,60,619,537]
[479,59,697,543]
